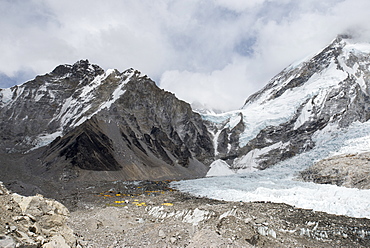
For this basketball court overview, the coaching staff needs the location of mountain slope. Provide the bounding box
[204,35,370,172]
[2,35,370,184]
[0,60,214,183]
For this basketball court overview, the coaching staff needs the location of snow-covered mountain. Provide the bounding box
[2,34,370,185]
[204,35,370,174]
[171,35,370,220]
[0,60,213,181]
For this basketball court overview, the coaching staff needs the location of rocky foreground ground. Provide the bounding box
[2,180,370,248]
[0,181,75,247]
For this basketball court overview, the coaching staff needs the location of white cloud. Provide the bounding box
[1,0,370,110]
[161,0,370,111]
[160,56,257,111]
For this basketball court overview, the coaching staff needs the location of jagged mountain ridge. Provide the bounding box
[0,60,214,182]
[2,35,370,184]
[205,35,370,172]
[0,61,135,153]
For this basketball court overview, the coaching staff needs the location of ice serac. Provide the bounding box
[205,35,370,171]
[0,60,214,181]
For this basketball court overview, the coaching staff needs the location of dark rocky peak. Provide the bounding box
[51,64,72,76]
[122,67,150,83]
[334,34,354,43]
[50,59,104,81]
[122,67,136,74]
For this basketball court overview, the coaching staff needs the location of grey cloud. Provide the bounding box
[1,0,370,111]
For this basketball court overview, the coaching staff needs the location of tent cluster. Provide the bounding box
[97,190,174,208]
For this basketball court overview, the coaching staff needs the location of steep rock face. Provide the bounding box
[204,35,370,171]
[107,75,214,167]
[44,117,121,171]
[213,113,245,162]
[0,60,214,181]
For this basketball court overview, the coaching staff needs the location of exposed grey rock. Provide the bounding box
[0,235,15,248]
[214,113,245,162]
[0,181,76,247]
[300,152,370,189]
[42,235,70,248]
[0,182,10,195]
[158,229,166,238]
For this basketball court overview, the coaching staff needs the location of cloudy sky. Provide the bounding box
[1,0,370,111]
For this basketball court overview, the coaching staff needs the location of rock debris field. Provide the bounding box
[1,180,370,247]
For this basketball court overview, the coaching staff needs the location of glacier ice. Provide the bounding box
[172,112,370,219]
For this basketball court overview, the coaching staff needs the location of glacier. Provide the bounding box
[172,120,370,219]
[173,121,370,218]
[172,36,370,219]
